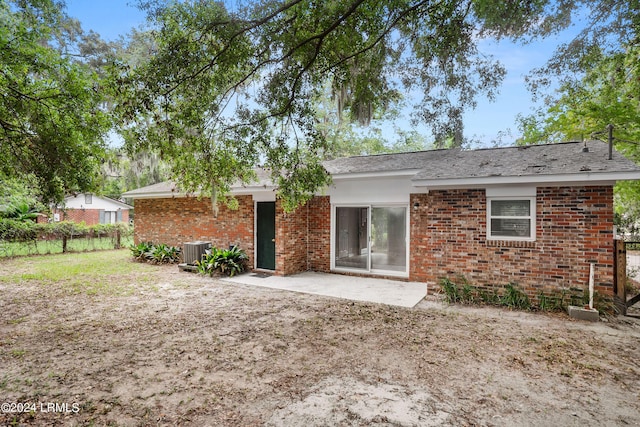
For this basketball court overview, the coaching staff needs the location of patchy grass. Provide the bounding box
[0,249,158,296]
[0,252,639,426]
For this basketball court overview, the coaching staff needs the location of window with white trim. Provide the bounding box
[101,211,117,224]
[487,197,535,241]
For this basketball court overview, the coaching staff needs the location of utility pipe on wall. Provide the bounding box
[607,124,613,160]
[589,263,595,310]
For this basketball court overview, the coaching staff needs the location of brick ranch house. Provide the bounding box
[123,141,640,303]
[50,193,132,225]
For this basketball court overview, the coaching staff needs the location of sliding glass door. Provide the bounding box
[335,207,368,269]
[371,207,406,271]
[334,205,407,274]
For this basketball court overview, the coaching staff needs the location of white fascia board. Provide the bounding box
[125,191,190,199]
[330,169,422,181]
[231,186,277,195]
[106,199,134,209]
[411,171,640,189]
[125,186,277,199]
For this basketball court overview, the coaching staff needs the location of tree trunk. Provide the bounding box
[211,183,219,218]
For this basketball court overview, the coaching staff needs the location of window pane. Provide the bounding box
[335,207,367,269]
[491,200,529,217]
[491,218,531,237]
[371,207,406,272]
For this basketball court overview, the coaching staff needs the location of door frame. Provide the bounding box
[255,201,276,271]
[330,203,409,277]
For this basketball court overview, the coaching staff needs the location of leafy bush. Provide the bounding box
[0,218,37,241]
[440,277,531,310]
[130,242,181,264]
[196,246,248,277]
[0,201,39,221]
[130,242,154,261]
[537,291,565,312]
[440,278,461,304]
[0,220,132,243]
[478,288,501,305]
[439,275,614,314]
[500,283,531,310]
[151,244,182,264]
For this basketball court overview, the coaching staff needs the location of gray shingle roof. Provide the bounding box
[323,141,640,180]
[124,141,640,198]
[122,168,275,198]
[122,181,179,197]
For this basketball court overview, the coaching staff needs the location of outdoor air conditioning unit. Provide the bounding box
[183,241,211,265]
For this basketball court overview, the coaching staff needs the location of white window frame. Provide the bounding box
[487,196,536,242]
[102,211,117,224]
[330,203,410,278]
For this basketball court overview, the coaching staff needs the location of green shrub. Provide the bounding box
[537,291,565,312]
[0,220,131,243]
[501,283,531,310]
[0,218,37,241]
[440,276,479,304]
[439,275,616,314]
[130,242,154,261]
[440,278,460,303]
[461,283,477,304]
[130,242,181,264]
[150,243,181,264]
[196,246,248,277]
[478,287,501,305]
[440,277,533,310]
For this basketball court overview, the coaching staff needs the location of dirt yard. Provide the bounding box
[1,251,639,426]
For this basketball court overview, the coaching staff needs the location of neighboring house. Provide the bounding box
[123,141,640,303]
[53,194,132,225]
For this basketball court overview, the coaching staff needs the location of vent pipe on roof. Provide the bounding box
[582,141,589,152]
[607,124,614,160]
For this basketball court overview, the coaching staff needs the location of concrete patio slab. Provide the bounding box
[222,271,428,308]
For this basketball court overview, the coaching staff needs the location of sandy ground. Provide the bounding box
[1,260,639,426]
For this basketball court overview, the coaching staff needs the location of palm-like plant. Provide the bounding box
[1,201,39,222]
[196,246,248,277]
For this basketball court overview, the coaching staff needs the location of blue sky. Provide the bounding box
[64,0,577,147]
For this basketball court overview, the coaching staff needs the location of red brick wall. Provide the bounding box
[51,208,130,225]
[308,196,331,272]
[133,196,254,264]
[275,197,332,275]
[59,208,100,225]
[410,186,615,299]
[275,201,309,275]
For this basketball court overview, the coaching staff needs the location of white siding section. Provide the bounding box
[63,194,131,211]
[251,191,277,202]
[486,186,536,197]
[327,176,417,204]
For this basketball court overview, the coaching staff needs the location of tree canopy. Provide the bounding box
[5,0,638,214]
[0,0,115,204]
[120,0,594,213]
[515,0,639,229]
